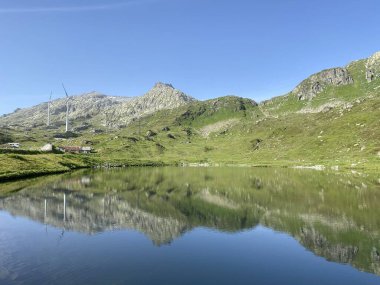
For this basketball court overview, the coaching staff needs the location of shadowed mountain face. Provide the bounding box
[1,167,379,275]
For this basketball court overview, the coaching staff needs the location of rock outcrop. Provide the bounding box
[292,68,354,100]
[366,51,380,82]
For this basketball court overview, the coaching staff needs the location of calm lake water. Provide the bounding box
[0,167,379,285]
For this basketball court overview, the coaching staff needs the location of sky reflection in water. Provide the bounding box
[0,167,379,285]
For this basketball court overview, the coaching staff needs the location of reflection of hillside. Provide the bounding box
[0,193,187,246]
[299,226,358,263]
[261,209,380,275]
[0,167,379,274]
[298,225,380,275]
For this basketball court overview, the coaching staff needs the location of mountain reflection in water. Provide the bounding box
[0,167,379,284]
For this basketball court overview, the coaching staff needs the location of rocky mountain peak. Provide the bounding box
[365,51,380,82]
[0,82,197,130]
[108,83,197,126]
[153,82,174,89]
[290,51,380,100]
[368,51,380,64]
[292,67,354,101]
[81,91,106,98]
[143,82,195,103]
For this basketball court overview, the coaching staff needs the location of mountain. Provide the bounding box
[291,51,380,101]
[85,51,377,169]
[291,67,354,101]
[106,82,196,127]
[0,51,379,179]
[0,82,195,130]
[366,51,380,82]
[2,51,379,131]
[0,91,130,129]
[261,50,380,115]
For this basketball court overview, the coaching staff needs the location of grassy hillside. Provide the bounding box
[89,93,379,169]
[0,152,94,181]
[2,91,378,180]
[1,58,379,179]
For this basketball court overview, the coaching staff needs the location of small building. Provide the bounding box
[81,147,92,154]
[59,146,93,154]
[59,146,81,153]
[7,143,20,149]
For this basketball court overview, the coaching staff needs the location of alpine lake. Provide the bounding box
[0,167,379,285]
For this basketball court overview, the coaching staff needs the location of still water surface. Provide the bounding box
[0,167,379,285]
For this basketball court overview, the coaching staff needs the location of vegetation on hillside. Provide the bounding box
[0,53,379,180]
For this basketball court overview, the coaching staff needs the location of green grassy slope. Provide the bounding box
[33,92,376,170]
[1,64,379,179]
[1,91,378,179]
[0,152,94,181]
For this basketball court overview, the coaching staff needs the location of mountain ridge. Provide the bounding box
[2,51,379,130]
[0,51,379,176]
[0,82,195,129]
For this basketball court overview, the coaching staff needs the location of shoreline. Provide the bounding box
[1,159,378,183]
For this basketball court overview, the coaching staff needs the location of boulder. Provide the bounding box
[146,130,157,137]
[41,143,53,152]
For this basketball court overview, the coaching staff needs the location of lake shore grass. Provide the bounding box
[1,152,378,183]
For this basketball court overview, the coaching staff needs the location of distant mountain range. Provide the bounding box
[0,51,379,171]
[1,51,379,131]
[0,82,195,129]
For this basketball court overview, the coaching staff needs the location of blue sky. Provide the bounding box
[1,0,380,115]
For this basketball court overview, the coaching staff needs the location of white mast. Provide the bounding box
[47,91,52,126]
[62,84,70,133]
[65,99,69,132]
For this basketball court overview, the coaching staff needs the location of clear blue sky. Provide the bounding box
[1,0,380,115]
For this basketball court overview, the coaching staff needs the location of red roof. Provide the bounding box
[62,146,81,151]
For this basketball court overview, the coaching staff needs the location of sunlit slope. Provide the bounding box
[2,91,378,171]
[1,52,379,174]
[81,93,379,168]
